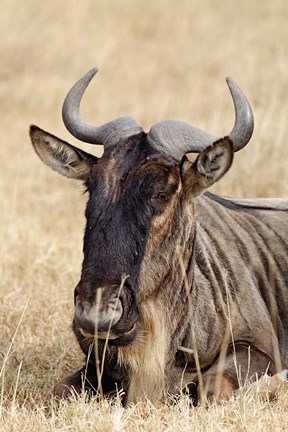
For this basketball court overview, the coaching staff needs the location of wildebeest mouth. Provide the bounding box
[79,328,119,340]
[79,323,137,341]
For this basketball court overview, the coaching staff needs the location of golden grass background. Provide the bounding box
[1,0,288,430]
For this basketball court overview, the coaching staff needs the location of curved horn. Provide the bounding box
[62,68,143,146]
[147,77,254,160]
[226,77,254,151]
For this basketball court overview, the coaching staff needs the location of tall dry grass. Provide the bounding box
[1,0,288,430]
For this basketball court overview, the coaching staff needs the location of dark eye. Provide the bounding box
[157,192,169,201]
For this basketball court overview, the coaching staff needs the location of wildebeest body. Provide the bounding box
[29,68,288,403]
[71,189,288,403]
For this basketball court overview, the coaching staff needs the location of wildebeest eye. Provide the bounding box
[150,191,171,215]
[157,192,169,201]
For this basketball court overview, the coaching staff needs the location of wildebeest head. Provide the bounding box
[30,68,253,346]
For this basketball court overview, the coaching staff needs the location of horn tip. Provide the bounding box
[86,67,98,79]
[91,66,98,74]
[225,76,235,87]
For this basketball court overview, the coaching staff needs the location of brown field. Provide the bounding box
[1,0,288,430]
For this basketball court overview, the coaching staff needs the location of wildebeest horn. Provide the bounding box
[147,77,254,160]
[62,68,143,146]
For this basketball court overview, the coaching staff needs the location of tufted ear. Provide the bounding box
[182,137,234,197]
[29,125,98,181]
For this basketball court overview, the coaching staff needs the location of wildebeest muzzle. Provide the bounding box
[74,283,138,344]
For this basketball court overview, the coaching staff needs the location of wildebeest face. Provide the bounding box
[30,126,233,345]
[77,134,184,345]
[30,127,184,344]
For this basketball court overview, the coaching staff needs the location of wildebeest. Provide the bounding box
[30,68,288,404]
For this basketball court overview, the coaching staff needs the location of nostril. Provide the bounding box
[74,285,81,305]
[74,314,95,337]
[74,297,85,322]
[74,296,96,336]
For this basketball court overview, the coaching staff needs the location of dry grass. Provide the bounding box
[1,0,288,430]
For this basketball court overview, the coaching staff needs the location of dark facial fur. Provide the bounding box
[74,133,181,346]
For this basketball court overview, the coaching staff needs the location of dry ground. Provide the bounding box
[1,0,288,430]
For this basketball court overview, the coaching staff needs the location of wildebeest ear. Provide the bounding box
[183,137,234,196]
[29,125,98,181]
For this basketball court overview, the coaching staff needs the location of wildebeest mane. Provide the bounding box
[205,191,288,211]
